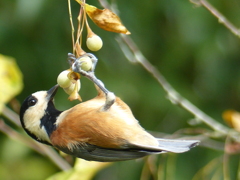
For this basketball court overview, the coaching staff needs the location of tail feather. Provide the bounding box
[157,138,200,153]
[129,139,199,153]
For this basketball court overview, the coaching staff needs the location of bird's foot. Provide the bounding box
[69,53,116,111]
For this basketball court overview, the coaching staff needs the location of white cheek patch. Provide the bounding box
[24,110,51,143]
[23,91,51,143]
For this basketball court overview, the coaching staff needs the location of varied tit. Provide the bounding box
[20,85,199,162]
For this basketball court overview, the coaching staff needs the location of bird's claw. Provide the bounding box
[72,60,88,76]
[68,53,116,111]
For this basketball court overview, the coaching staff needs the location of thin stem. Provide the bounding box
[223,136,231,180]
[1,106,72,170]
[98,0,240,142]
[39,144,72,171]
[83,6,94,38]
[0,119,43,154]
[2,105,21,126]
[68,0,75,53]
[76,7,83,47]
[74,1,86,57]
[97,0,240,143]
[190,0,240,38]
[117,34,231,136]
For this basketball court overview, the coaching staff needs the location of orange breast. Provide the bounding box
[50,97,158,149]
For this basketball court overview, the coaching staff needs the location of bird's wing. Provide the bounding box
[55,144,162,162]
[55,139,199,162]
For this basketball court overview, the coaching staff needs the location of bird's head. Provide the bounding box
[20,85,60,145]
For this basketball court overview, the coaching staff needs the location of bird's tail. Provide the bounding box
[156,138,200,153]
[129,138,199,154]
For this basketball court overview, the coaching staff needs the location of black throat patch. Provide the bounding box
[40,100,62,137]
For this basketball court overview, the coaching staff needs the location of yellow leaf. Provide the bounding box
[47,159,111,180]
[222,110,240,132]
[0,54,23,112]
[76,0,131,34]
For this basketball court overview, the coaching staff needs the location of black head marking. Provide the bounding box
[20,95,36,126]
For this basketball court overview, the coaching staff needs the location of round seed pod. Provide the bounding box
[86,35,103,51]
[79,56,93,71]
[57,70,71,88]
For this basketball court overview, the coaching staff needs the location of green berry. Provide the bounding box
[57,70,71,88]
[79,56,93,71]
[86,35,103,51]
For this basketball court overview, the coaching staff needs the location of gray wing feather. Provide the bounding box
[55,144,163,162]
[55,139,199,162]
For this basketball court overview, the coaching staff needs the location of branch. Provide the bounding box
[2,105,21,126]
[1,106,72,171]
[190,0,240,38]
[116,35,231,133]
[0,119,43,154]
[98,0,240,141]
[117,34,240,141]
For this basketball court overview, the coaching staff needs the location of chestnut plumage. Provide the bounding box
[20,85,199,162]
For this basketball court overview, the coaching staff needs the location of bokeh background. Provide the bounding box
[1,0,240,179]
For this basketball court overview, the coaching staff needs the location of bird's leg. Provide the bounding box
[68,53,116,111]
[67,53,76,67]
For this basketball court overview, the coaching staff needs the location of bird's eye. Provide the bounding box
[28,98,37,106]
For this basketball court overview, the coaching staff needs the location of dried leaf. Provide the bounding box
[67,71,81,81]
[75,43,86,57]
[68,79,82,102]
[0,54,23,112]
[76,1,130,34]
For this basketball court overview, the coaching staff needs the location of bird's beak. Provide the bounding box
[46,84,59,101]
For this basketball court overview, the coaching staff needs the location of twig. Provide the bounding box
[1,106,72,170]
[2,105,21,126]
[98,0,240,141]
[223,135,231,180]
[39,144,72,171]
[117,35,230,134]
[190,0,240,38]
[0,119,43,154]
[68,0,75,53]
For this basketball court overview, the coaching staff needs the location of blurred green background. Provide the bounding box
[1,0,240,179]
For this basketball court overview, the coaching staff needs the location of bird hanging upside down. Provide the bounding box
[20,84,199,162]
[19,53,199,162]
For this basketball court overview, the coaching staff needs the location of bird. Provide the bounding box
[20,84,199,162]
